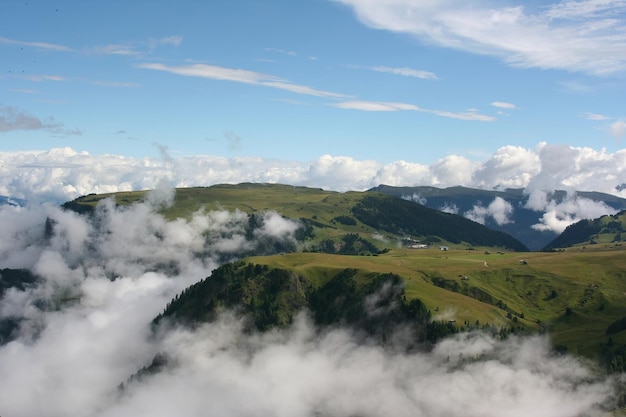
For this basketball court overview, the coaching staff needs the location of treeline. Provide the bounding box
[313,233,381,256]
[153,262,457,346]
[0,268,40,345]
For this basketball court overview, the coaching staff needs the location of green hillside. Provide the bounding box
[370,185,626,251]
[155,246,626,372]
[544,210,626,250]
[63,184,626,371]
[64,183,529,253]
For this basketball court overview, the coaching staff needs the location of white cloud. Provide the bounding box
[439,203,459,214]
[581,112,611,120]
[491,101,517,109]
[18,74,67,82]
[92,44,142,55]
[93,36,183,56]
[336,0,626,75]
[0,36,73,52]
[371,66,438,79]
[464,197,514,225]
[610,119,626,138]
[0,196,309,416]
[432,108,496,121]
[527,190,619,233]
[402,193,427,205]
[333,100,420,112]
[264,47,297,56]
[473,145,541,189]
[1,143,625,236]
[157,35,183,46]
[332,100,496,121]
[137,63,348,99]
[543,0,626,20]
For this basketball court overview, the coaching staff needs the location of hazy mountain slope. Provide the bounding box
[63,183,529,253]
[0,268,39,344]
[369,185,626,251]
[544,210,626,250]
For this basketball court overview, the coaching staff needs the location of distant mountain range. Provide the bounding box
[369,185,626,251]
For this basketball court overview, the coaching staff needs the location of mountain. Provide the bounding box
[63,183,529,253]
[58,184,626,369]
[152,260,451,345]
[153,246,626,373]
[369,185,626,251]
[5,183,626,413]
[543,210,626,250]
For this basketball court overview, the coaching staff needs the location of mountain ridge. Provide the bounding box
[62,183,530,253]
[369,184,626,251]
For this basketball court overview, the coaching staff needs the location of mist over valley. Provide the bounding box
[1,184,626,416]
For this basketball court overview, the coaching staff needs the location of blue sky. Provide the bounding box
[1,0,625,165]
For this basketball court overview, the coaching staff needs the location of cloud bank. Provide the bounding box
[336,0,626,75]
[2,143,625,202]
[0,197,619,416]
[1,143,624,235]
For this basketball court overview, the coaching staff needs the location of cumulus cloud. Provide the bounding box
[1,143,626,234]
[464,196,514,226]
[472,145,541,190]
[438,203,458,214]
[401,193,426,205]
[336,0,626,75]
[526,191,619,233]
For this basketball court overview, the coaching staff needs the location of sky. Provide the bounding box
[1,0,625,166]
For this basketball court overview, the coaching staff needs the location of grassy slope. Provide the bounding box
[66,183,528,251]
[544,210,626,250]
[247,246,626,359]
[67,184,626,361]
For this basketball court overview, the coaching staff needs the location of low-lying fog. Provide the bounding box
[0,190,620,416]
